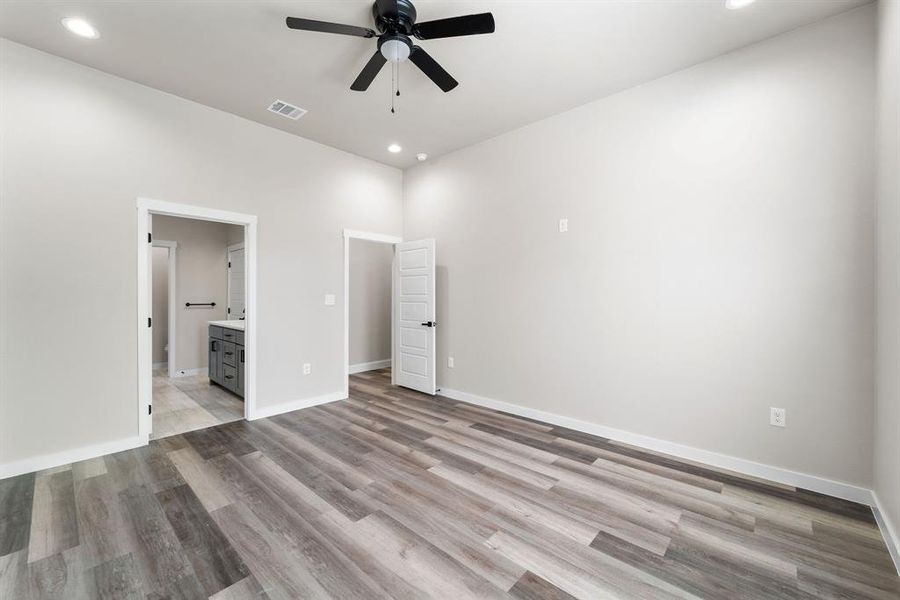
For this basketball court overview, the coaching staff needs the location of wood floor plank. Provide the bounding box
[0,549,31,599]
[156,484,249,596]
[91,553,144,600]
[27,471,79,563]
[210,502,331,600]
[117,484,194,595]
[509,570,578,600]
[208,575,269,600]
[208,453,392,599]
[72,474,132,571]
[166,446,235,513]
[0,473,35,557]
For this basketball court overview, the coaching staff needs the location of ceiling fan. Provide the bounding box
[286,0,495,93]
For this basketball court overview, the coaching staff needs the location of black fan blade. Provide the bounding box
[286,17,375,38]
[409,46,458,92]
[413,13,495,40]
[375,0,399,17]
[351,51,387,91]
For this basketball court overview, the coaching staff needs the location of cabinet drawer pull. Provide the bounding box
[240,349,244,362]
[225,351,234,356]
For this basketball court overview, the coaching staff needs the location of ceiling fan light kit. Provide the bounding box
[286,0,495,95]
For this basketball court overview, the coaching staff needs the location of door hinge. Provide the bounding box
[148,317,152,328]
[228,261,231,268]
[148,232,152,243]
[148,405,152,415]
[227,307,231,314]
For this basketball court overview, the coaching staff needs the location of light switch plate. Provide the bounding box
[303,363,311,375]
[448,356,455,368]
[558,218,569,233]
[324,294,336,306]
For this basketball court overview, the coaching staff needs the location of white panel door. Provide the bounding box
[394,239,436,395]
[228,246,245,319]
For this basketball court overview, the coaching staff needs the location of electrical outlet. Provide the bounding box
[448,356,455,368]
[558,218,569,233]
[303,363,311,375]
[770,407,786,427]
[324,294,336,306]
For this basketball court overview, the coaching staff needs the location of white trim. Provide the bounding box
[439,387,874,506]
[872,491,900,575]
[226,241,245,320]
[343,229,404,245]
[249,391,345,421]
[349,359,392,374]
[138,198,259,447]
[0,436,144,480]
[171,367,208,378]
[343,229,403,398]
[151,239,177,379]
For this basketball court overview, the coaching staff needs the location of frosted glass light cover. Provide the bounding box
[381,39,411,63]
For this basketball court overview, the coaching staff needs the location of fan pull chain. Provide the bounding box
[391,59,396,114]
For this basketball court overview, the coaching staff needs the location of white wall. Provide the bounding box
[151,247,169,365]
[875,0,900,560]
[0,40,402,468]
[349,238,393,367]
[152,215,242,372]
[404,7,877,487]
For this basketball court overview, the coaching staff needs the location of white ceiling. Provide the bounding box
[0,0,871,168]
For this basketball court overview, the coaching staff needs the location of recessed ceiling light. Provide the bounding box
[416,153,428,162]
[61,17,99,39]
[726,0,756,9]
[388,144,402,153]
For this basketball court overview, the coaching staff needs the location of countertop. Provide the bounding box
[208,320,245,331]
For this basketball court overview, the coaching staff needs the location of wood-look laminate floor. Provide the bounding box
[152,370,244,440]
[1,368,898,599]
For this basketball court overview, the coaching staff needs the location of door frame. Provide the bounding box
[137,198,258,443]
[226,242,246,320]
[343,229,403,399]
[151,239,178,379]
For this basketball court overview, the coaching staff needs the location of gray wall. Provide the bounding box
[0,39,402,467]
[876,0,900,556]
[349,239,393,367]
[403,7,876,486]
[152,215,242,373]
[151,247,169,365]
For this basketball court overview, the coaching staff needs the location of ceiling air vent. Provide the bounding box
[268,99,307,120]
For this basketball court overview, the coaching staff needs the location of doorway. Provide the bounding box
[137,198,257,444]
[343,229,437,398]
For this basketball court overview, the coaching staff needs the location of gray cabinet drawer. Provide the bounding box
[209,325,224,340]
[222,341,237,367]
[235,330,245,345]
[223,364,238,392]
[221,328,238,342]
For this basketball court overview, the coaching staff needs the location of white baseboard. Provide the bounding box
[0,435,145,480]
[872,491,900,575]
[439,387,873,506]
[153,362,168,370]
[349,359,391,374]
[171,367,207,378]
[249,391,345,420]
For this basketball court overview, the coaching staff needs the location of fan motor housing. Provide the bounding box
[373,0,417,35]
